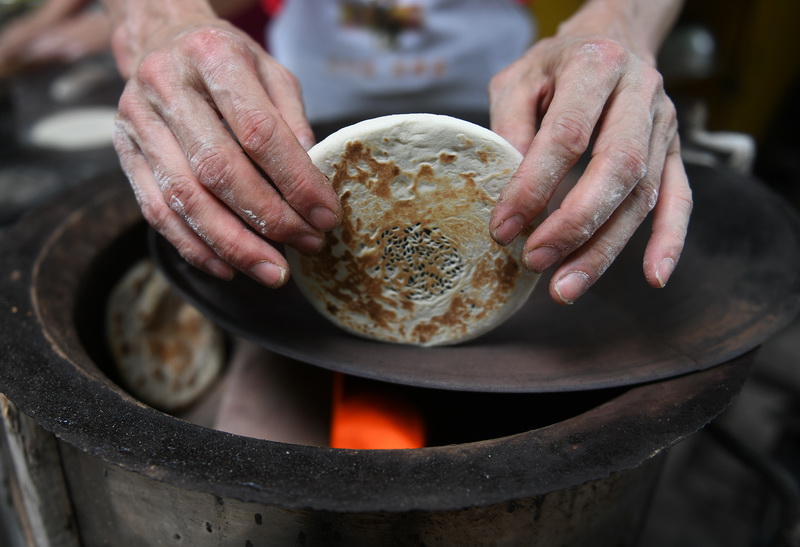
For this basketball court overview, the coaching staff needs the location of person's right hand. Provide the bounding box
[109,9,342,288]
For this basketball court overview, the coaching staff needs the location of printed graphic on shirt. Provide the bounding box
[328,1,443,82]
[339,1,424,48]
[268,0,535,122]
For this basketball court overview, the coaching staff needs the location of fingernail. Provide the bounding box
[524,246,560,273]
[309,206,338,231]
[250,261,287,288]
[205,258,234,280]
[492,214,525,245]
[554,271,590,305]
[655,257,675,288]
[289,233,324,254]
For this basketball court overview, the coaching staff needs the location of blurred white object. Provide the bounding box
[50,60,117,103]
[27,105,116,150]
[659,23,717,84]
[106,259,225,413]
[680,101,756,175]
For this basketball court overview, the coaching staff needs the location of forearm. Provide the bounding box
[557,0,685,64]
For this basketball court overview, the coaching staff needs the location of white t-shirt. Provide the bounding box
[267,0,535,123]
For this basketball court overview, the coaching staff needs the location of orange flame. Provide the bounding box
[330,373,426,449]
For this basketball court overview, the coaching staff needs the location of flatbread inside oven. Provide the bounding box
[106,259,225,411]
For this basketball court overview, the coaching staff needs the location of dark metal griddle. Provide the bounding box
[153,163,800,393]
[0,164,772,517]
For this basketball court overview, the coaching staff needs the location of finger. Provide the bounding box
[132,53,327,253]
[544,104,679,305]
[255,55,316,151]
[488,54,549,154]
[643,136,692,288]
[165,96,326,253]
[113,122,234,280]
[177,28,342,230]
[546,165,662,305]
[490,42,627,247]
[522,63,667,274]
[118,88,294,288]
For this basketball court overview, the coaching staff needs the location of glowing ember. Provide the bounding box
[330,374,426,450]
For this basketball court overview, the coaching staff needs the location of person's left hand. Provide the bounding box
[488,34,692,305]
[0,7,110,77]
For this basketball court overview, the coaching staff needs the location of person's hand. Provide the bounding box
[108,8,342,288]
[0,1,109,76]
[488,7,691,306]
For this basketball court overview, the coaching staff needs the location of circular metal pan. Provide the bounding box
[153,163,800,393]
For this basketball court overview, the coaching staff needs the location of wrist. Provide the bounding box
[556,0,683,65]
[102,0,218,77]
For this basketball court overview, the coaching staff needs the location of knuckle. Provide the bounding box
[277,171,315,204]
[588,240,618,276]
[599,39,628,65]
[237,199,286,238]
[136,50,175,89]
[578,38,628,68]
[115,88,137,118]
[643,66,665,93]
[518,185,551,217]
[488,65,516,97]
[156,167,189,196]
[115,84,152,129]
[209,228,251,266]
[182,27,254,77]
[188,142,235,194]
[181,26,239,60]
[266,207,307,239]
[181,26,219,51]
[252,203,284,232]
[139,196,173,232]
[558,208,597,244]
[236,110,279,158]
[164,174,204,220]
[546,111,593,158]
[610,143,649,181]
[498,172,551,219]
[629,181,660,216]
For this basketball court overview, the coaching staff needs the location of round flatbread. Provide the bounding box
[286,114,542,346]
[106,259,225,411]
[28,106,117,151]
